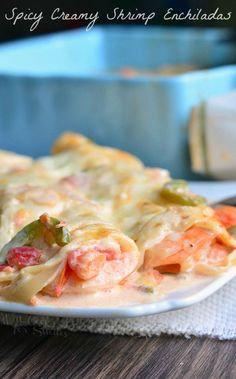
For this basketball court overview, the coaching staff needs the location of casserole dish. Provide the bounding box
[0,26,236,178]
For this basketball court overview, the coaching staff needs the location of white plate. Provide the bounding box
[0,181,235,318]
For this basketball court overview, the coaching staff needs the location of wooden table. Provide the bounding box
[0,325,235,378]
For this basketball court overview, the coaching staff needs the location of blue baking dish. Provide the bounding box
[0,26,236,178]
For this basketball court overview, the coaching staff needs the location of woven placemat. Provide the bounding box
[0,277,235,339]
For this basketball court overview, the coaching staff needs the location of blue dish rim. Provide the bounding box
[0,25,235,81]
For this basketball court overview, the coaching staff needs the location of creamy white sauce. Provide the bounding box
[36,272,209,308]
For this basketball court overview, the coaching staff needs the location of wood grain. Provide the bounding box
[0,325,235,379]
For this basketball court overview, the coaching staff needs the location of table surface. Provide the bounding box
[0,325,235,379]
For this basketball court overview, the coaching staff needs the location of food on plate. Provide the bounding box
[0,132,235,306]
[0,186,139,303]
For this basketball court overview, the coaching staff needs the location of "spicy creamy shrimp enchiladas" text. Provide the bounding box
[0,133,236,307]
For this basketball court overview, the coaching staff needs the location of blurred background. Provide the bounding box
[0,0,236,180]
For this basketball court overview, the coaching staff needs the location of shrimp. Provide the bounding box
[214,206,236,229]
[144,226,230,274]
[46,228,140,295]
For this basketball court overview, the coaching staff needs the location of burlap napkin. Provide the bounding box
[0,183,235,339]
[0,277,235,339]
[189,91,236,179]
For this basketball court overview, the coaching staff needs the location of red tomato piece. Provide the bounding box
[7,246,42,269]
[157,264,181,274]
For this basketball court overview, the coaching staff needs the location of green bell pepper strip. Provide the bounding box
[160,180,206,206]
[0,213,71,263]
